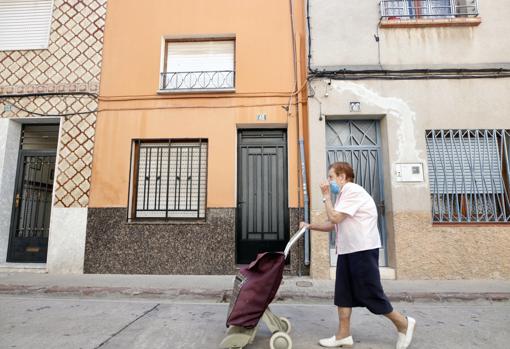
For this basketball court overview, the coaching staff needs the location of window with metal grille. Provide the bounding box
[380,0,479,20]
[426,130,510,223]
[130,140,208,220]
[160,39,235,91]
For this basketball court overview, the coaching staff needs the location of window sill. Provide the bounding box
[157,88,236,95]
[127,220,208,225]
[432,222,510,227]
[380,17,482,29]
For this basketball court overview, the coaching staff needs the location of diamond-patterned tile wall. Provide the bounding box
[0,0,107,208]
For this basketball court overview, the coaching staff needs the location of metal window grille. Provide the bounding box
[380,0,479,19]
[426,130,510,223]
[132,140,208,220]
[160,70,234,91]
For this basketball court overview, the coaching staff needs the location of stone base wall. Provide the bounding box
[394,212,510,280]
[85,207,306,275]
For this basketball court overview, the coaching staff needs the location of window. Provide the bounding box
[0,0,54,51]
[381,0,479,20]
[426,130,510,223]
[160,39,235,91]
[130,140,208,220]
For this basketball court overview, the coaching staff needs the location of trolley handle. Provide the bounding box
[283,226,308,258]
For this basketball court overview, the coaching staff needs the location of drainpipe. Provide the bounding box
[299,139,310,266]
[289,0,310,266]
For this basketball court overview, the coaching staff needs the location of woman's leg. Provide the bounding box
[384,310,408,333]
[336,307,352,339]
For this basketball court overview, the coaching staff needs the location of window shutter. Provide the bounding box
[0,0,54,51]
[166,40,234,73]
[427,131,505,195]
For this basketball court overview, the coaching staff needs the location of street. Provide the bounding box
[0,295,508,349]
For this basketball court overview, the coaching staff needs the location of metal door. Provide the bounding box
[7,124,58,263]
[236,130,289,264]
[325,120,388,265]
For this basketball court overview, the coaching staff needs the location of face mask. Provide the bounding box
[330,181,340,195]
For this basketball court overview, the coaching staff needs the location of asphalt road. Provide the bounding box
[0,295,508,349]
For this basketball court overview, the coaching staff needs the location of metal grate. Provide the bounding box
[15,155,55,239]
[426,129,510,223]
[160,71,235,91]
[380,0,479,19]
[133,140,208,220]
[325,120,387,266]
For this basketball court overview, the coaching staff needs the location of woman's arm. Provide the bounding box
[323,195,348,224]
[320,182,348,225]
[308,221,336,232]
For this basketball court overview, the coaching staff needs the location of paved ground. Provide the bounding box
[0,295,508,349]
[1,273,509,303]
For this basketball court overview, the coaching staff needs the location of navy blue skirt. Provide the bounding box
[335,248,393,315]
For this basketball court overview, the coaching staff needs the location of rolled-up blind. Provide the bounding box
[0,0,54,51]
[166,40,234,73]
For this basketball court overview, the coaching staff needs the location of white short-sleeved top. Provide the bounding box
[334,182,382,255]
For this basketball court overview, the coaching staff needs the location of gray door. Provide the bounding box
[236,130,289,264]
[325,120,388,265]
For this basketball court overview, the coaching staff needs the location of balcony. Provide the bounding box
[159,70,235,92]
[380,0,479,19]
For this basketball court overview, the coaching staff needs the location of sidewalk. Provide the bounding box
[1,272,509,303]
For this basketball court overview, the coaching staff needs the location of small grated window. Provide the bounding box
[130,140,208,220]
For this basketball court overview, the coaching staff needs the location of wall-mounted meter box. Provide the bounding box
[395,163,424,182]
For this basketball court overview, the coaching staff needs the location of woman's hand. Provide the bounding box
[320,181,331,198]
[299,222,310,229]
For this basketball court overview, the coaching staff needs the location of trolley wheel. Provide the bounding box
[270,331,292,349]
[279,317,291,333]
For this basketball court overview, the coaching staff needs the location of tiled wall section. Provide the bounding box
[0,0,107,208]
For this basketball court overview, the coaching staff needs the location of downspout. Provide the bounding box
[289,0,310,266]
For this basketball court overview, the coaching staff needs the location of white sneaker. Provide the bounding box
[396,316,416,349]
[319,335,354,348]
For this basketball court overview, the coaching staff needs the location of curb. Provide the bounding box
[1,284,509,303]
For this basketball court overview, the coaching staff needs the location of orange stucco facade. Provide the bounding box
[89,0,308,209]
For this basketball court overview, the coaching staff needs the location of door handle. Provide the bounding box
[15,193,20,208]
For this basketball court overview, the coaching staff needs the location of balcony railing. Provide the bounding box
[380,0,479,19]
[160,70,235,91]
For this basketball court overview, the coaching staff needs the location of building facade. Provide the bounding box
[0,0,107,273]
[307,0,510,279]
[84,0,309,275]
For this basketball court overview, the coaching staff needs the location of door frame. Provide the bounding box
[7,149,57,263]
[235,129,290,264]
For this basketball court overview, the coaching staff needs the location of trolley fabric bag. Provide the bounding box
[226,251,286,328]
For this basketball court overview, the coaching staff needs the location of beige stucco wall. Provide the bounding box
[308,79,510,279]
[310,0,510,69]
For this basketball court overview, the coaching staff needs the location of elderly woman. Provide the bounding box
[300,162,415,349]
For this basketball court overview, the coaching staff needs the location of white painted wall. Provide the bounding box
[309,78,510,213]
[46,207,88,274]
[0,119,21,263]
[309,0,510,69]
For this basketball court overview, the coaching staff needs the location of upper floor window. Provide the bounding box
[426,129,510,224]
[381,0,479,20]
[160,39,235,92]
[0,0,54,51]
